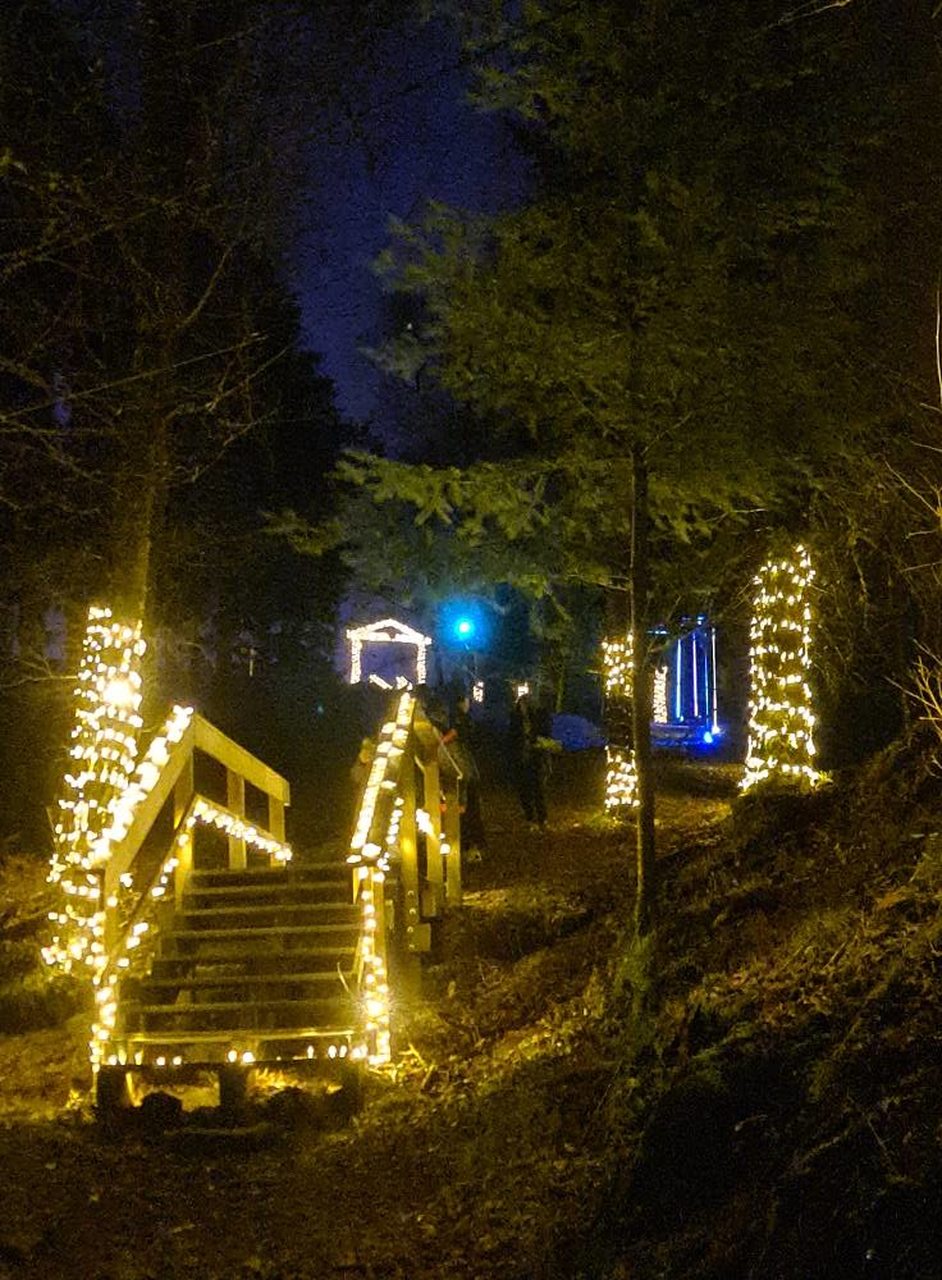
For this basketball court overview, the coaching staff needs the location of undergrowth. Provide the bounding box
[565,728,942,1279]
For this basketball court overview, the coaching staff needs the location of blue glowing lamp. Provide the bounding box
[454,617,476,642]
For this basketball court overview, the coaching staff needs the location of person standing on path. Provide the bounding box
[442,693,487,860]
[510,691,557,830]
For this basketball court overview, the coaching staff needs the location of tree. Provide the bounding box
[319,0,889,930]
[0,0,357,843]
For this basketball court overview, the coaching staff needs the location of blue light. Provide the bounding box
[455,617,475,640]
[702,730,714,745]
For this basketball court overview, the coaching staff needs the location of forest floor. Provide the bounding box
[1,743,942,1279]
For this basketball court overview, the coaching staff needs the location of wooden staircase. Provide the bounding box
[118,862,363,1065]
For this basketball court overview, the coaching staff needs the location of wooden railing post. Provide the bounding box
[399,750,426,952]
[226,770,247,870]
[443,770,462,907]
[268,795,286,843]
[420,749,444,918]
[174,753,195,909]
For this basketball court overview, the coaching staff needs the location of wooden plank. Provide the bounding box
[226,771,247,870]
[418,751,443,912]
[268,797,286,843]
[398,752,423,952]
[194,716,291,806]
[443,769,462,906]
[105,717,198,895]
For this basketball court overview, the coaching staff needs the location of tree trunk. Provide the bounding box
[631,441,656,933]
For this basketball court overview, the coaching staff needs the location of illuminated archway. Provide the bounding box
[346,617,432,688]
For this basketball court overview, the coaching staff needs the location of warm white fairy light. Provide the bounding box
[344,691,416,1065]
[45,606,146,975]
[652,665,668,724]
[605,746,639,810]
[602,633,639,810]
[602,634,633,697]
[472,680,484,704]
[348,692,414,867]
[191,796,293,863]
[346,618,432,686]
[741,544,820,791]
[357,869,391,1064]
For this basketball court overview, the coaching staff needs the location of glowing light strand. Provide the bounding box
[346,691,415,1064]
[601,634,639,810]
[44,607,146,974]
[741,544,821,791]
[346,618,431,686]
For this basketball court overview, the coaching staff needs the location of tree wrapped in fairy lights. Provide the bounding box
[44,607,146,975]
[602,633,639,810]
[741,544,820,791]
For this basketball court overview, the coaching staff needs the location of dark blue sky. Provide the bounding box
[295,16,525,425]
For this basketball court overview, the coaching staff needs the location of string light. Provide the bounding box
[58,610,424,1077]
[44,607,146,975]
[601,633,639,810]
[741,544,821,791]
[652,665,669,724]
[346,618,432,686]
[191,796,292,863]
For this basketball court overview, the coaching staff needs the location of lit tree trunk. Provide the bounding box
[631,440,656,933]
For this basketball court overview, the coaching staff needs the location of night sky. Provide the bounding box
[295,15,525,427]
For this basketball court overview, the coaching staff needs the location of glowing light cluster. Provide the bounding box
[604,746,639,810]
[192,797,293,863]
[345,692,416,1066]
[652,665,669,724]
[45,701,195,976]
[602,633,639,811]
[92,839,180,1066]
[45,607,146,974]
[347,618,431,686]
[348,691,413,868]
[356,866,391,1064]
[741,544,820,792]
[602,634,633,697]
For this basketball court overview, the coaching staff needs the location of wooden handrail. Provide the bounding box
[101,714,292,959]
[193,716,291,806]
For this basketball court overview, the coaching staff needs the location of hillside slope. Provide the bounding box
[0,746,940,1278]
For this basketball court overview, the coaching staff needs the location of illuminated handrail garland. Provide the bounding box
[346,690,416,1065]
[741,544,821,791]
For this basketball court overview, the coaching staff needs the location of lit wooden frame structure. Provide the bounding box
[46,612,465,1109]
[346,617,432,687]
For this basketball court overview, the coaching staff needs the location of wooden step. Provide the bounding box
[184,880,352,908]
[119,1027,358,1062]
[141,971,352,996]
[168,923,359,950]
[126,997,357,1033]
[176,903,360,930]
[189,865,349,890]
[148,948,357,978]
